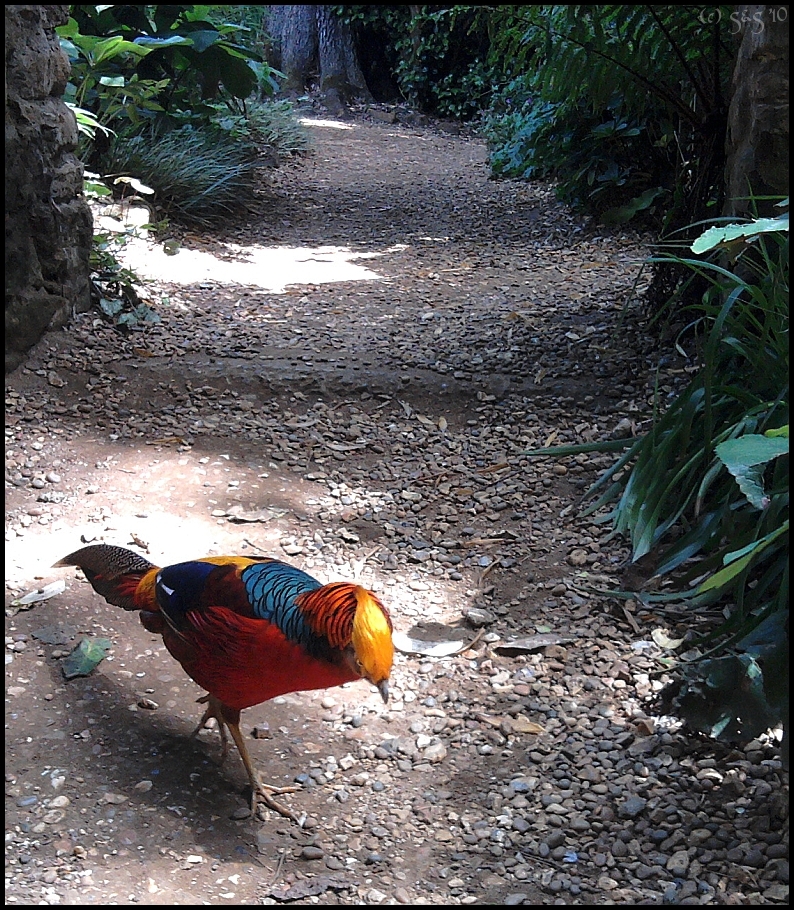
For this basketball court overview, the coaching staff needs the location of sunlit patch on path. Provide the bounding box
[119,240,391,292]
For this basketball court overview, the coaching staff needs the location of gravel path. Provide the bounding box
[5,110,788,905]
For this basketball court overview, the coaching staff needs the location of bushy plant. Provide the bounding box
[483,79,666,224]
[526,203,789,750]
[212,100,312,159]
[483,6,733,229]
[339,5,497,119]
[58,6,309,234]
[59,4,269,143]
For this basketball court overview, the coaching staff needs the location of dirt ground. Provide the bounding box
[5,107,788,905]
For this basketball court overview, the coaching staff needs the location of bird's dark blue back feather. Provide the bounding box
[156,561,217,630]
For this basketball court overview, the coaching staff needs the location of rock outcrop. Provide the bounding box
[5,4,93,372]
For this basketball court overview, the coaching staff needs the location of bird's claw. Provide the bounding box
[191,694,230,762]
[252,784,302,823]
[192,694,303,824]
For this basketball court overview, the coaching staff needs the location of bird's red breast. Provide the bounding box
[161,605,361,710]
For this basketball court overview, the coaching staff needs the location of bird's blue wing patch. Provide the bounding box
[241,561,322,645]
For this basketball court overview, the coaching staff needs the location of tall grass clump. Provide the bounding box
[105,127,261,227]
[212,100,312,160]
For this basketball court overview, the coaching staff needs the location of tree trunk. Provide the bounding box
[271,5,372,113]
[316,6,372,111]
[278,5,318,95]
[724,5,789,218]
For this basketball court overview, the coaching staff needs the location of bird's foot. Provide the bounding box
[251,779,302,824]
[191,694,230,762]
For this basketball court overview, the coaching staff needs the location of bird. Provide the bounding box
[53,544,394,821]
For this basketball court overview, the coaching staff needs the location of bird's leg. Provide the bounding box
[191,694,230,763]
[220,705,302,823]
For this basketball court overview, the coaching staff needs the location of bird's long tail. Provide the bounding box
[53,544,158,611]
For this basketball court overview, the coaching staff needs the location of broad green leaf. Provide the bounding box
[218,56,258,99]
[86,35,152,65]
[727,461,768,509]
[84,180,111,196]
[133,35,194,49]
[717,434,789,467]
[601,187,664,225]
[716,434,789,508]
[691,215,789,253]
[184,30,221,53]
[62,638,113,679]
[56,18,80,39]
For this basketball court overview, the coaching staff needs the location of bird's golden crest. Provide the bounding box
[350,586,394,685]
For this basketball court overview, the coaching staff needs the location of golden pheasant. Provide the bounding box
[54,544,394,820]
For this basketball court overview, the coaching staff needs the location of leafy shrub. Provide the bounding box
[483,79,666,225]
[89,223,160,330]
[212,100,312,159]
[58,3,277,174]
[339,5,496,120]
[483,6,733,229]
[526,204,789,750]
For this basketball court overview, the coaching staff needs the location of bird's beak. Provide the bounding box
[376,679,389,703]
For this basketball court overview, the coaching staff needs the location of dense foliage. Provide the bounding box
[527,204,789,750]
[59,4,311,327]
[480,5,734,232]
[61,5,268,142]
[58,4,302,226]
[338,5,495,119]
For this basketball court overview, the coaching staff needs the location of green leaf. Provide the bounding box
[696,522,788,594]
[716,434,789,509]
[56,18,80,39]
[84,35,152,65]
[601,186,664,224]
[62,637,113,679]
[717,434,789,467]
[84,180,112,196]
[691,215,789,253]
[98,75,125,88]
[184,30,222,54]
[99,298,124,317]
[728,462,767,509]
[133,35,194,49]
[523,437,636,457]
[218,55,257,99]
